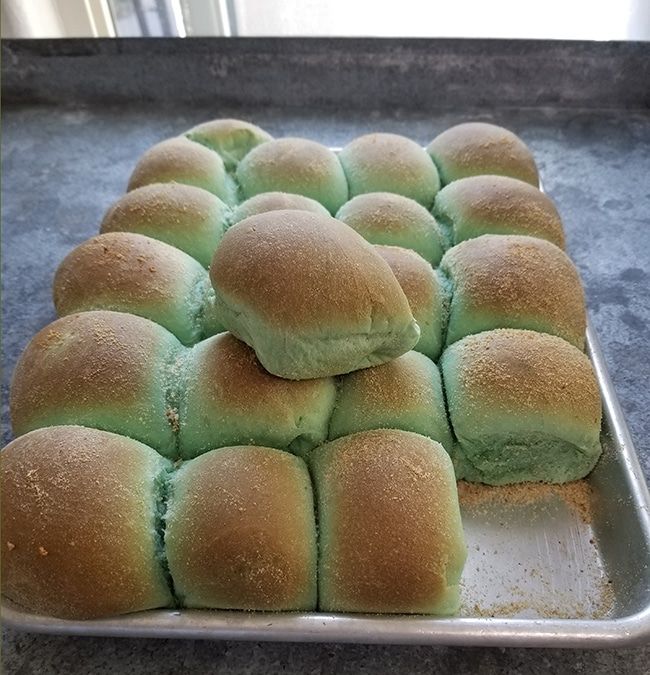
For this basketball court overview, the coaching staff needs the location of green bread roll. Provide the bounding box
[10,311,182,456]
[230,191,329,225]
[441,329,602,485]
[374,245,448,360]
[209,210,419,379]
[127,137,237,205]
[53,232,212,345]
[328,351,453,451]
[338,133,441,208]
[432,175,566,249]
[236,138,348,214]
[440,235,586,349]
[336,192,446,265]
[179,332,336,460]
[311,429,466,614]
[1,426,172,619]
[100,183,230,268]
[427,122,539,187]
[184,118,273,170]
[166,445,317,610]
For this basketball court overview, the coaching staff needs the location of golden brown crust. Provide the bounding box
[53,232,202,315]
[210,210,413,331]
[185,118,272,148]
[127,137,225,192]
[167,446,316,609]
[427,123,539,186]
[315,430,463,613]
[340,133,437,185]
[374,245,439,314]
[336,351,436,411]
[437,175,566,248]
[1,426,170,619]
[443,235,585,348]
[231,192,329,224]
[101,182,222,233]
[194,333,331,414]
[450,329,600,427]
[10,311,171,435]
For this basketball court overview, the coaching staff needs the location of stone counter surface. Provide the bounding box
[2,38,650,675]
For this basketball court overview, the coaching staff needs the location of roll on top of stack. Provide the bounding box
[339,133,440,208]
[427,122,539,186]
[433,174,566,248]
[100,182,230,268]
[440,234,586,349]
[209,209,420,379]
[336,192,446,265]
[236,138,348,214]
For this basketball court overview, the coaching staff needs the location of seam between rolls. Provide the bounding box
[154,463,182,608]
[162,343,191,461]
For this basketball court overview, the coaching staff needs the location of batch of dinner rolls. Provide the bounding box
[2,120,602,621]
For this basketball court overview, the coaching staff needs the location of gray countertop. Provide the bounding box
[2,38,650,674]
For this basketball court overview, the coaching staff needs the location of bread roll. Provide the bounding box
[374,245,448,360]
[311,430,466,614]
[184,118,273,170]
[432,175,565,249]
[209,210,419,379]
[10,311,181,456]
[236,138,348,214]
[127,137,236,205]
[329,351,453,451]
[179,333,336,459]
[427,123,539,186]
[440,329,602,485]
[1,426,173,619]
[230,191,329,225]
[336,193,446,265]
[100,183,230,268]
[53,232,211,345]
[440,235,586,349]
[166,445,317,610]
[338,133,440,208]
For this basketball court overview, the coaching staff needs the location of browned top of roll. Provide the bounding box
[375,245,439,313]
[313,429,464,613]
[53,232,203,315]
[436,174,566,249]
[448,329,600,427]
[10,311,175,434]
[427,122,539,186]
[1,426,170,619]
[127,137,225,191]
[167,445,315,609]
[101,182,222,232]
[442,235,585,348]
[193,332,333,413]
[210,210,413,332]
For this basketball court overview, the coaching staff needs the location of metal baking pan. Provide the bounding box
[4,321,650,647]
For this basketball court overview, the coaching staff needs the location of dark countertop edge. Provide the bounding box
[3,37,649,110]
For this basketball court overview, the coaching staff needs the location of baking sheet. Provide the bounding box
[4,322,650,647]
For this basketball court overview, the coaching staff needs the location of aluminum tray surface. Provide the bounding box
[3,323,650,647]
